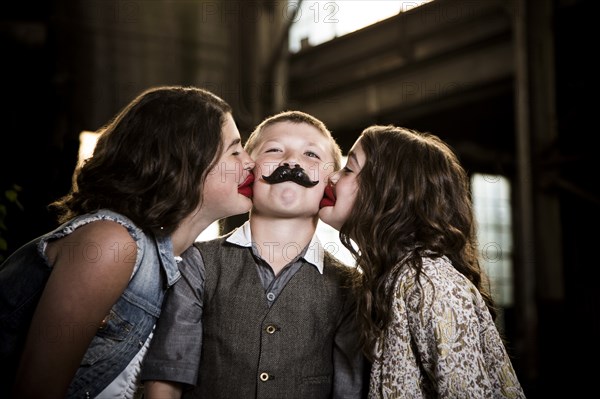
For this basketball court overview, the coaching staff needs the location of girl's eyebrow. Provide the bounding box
[226,138,241,151]
[347,151,360,168]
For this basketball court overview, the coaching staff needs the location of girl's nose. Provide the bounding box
[243,160,255,171]
[328,170,341,185]
[241,150,255,171]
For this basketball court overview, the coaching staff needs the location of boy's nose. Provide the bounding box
[279,158,299,168]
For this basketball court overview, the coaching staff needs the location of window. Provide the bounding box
[289,1,433,53]
[78,131,101,168]
[197,221,221,242]
[317,218,355,266]
[471,173,514,329]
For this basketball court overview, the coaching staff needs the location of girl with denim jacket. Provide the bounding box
[0,86,255,399]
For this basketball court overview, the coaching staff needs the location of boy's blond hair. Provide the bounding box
[245,110,343,171]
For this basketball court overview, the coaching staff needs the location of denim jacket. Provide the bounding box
[0,209,181,398]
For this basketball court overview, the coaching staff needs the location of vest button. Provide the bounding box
[259,372,270,381]
[266,292,275,301]
[265,324,277,334]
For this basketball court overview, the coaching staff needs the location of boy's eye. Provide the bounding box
[265,148,281,153]
[305,151,321,159]
[232,151,240,156]
[343,166,353,173]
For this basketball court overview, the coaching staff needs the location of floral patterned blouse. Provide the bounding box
[369,256,526,398]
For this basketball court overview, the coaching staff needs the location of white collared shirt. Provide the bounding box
[226,220,325,274]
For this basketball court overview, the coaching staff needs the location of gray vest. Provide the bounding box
[188,236,354,399]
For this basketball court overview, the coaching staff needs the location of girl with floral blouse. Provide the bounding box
[319,125,526,398]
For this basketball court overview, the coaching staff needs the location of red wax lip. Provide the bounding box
[238,174,254,198]
[319,184,336,208]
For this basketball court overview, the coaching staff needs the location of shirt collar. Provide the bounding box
[226,220,324,274]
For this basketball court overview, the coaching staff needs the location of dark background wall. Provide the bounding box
[0,1,596,397]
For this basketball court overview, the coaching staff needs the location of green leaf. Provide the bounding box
[5,189,17,202]
[0,237,7,251]
[5,189,24,211]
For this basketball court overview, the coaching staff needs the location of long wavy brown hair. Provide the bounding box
[339,125,496,360]
[50,86,231,236]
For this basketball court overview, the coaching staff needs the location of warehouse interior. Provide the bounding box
[0,1,596,397]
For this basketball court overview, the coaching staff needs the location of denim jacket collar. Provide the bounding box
[154,234,180,287]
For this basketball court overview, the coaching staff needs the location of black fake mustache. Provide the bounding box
[262,163,319,187]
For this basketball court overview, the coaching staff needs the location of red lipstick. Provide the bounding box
[238,174,254,198]
[319,184,336,208]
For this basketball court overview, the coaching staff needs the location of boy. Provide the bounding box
[141,111,364,399]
